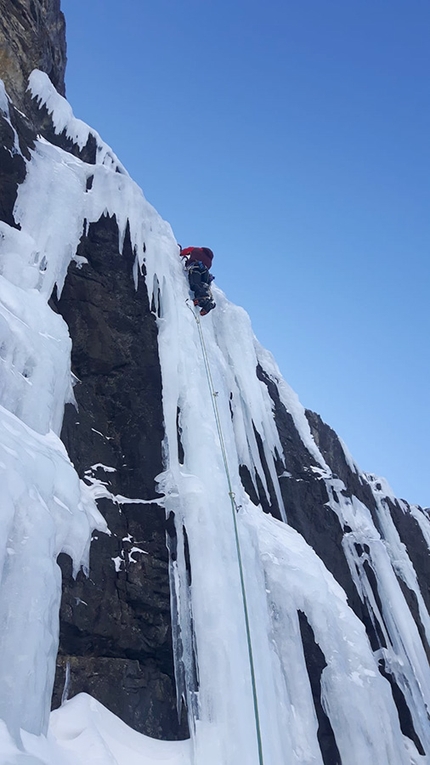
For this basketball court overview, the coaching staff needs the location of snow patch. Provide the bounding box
[28,71,126,171]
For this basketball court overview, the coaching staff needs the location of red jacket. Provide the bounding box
[180,246,214,270]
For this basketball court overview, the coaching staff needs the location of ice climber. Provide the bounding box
[179,246,216,316]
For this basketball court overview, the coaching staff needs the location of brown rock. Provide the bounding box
[0,0,66,110]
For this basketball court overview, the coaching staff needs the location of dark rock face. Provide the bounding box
[50,214,187,740]
[388,497,430,616]
[53,655,180,738]
[0,92,36,228]
[298,612,341,765]
[0,0,66,110]
[256,366,363,615]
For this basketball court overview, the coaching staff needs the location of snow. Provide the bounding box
[0,81,9,116]
[0,83,21,159]
[28,71,126,172]
[0,693,190,765]
[89,464,117,473]
[254,342,329,473]
[245,507,409,765]
[0,267,74,434]
[0,405,106,740]
[47,694,190,765]
[128,546,149,561]
[0,71,429,764]
[111,556,123,573]
[339,436,361,474]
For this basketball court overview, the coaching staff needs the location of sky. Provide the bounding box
[60,0,429,506]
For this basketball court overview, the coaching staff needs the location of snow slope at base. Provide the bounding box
[0,694,190,765]
[49,696,190,765]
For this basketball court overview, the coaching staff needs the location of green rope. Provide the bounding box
[188,302,264,765]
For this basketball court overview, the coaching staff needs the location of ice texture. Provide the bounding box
[0,75,107,746]
[0,71,428,764]
[28,71,126,171]
[0,407,105,740]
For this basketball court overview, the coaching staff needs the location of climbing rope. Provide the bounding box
[186,300,265,765]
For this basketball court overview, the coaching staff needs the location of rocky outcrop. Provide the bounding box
[49,214,188,740]
[0,0,66,111]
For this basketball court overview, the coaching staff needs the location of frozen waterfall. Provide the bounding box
[0,72,429,764]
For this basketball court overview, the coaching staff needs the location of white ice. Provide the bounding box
[0,71,428,764]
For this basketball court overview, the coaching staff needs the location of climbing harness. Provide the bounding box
[186,300,265,765]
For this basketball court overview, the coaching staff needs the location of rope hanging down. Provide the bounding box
[187,301,265,765]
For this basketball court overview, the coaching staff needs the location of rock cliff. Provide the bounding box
[0,2,429,762]
[0,0,66,111]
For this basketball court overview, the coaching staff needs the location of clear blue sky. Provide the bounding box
[61,0,429,506]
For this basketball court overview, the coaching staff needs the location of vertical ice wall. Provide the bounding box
[0,70,429,764]
[154,284,430,765]
[0,77,107,740]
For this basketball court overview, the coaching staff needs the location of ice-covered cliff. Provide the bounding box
[0,3,429,764]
